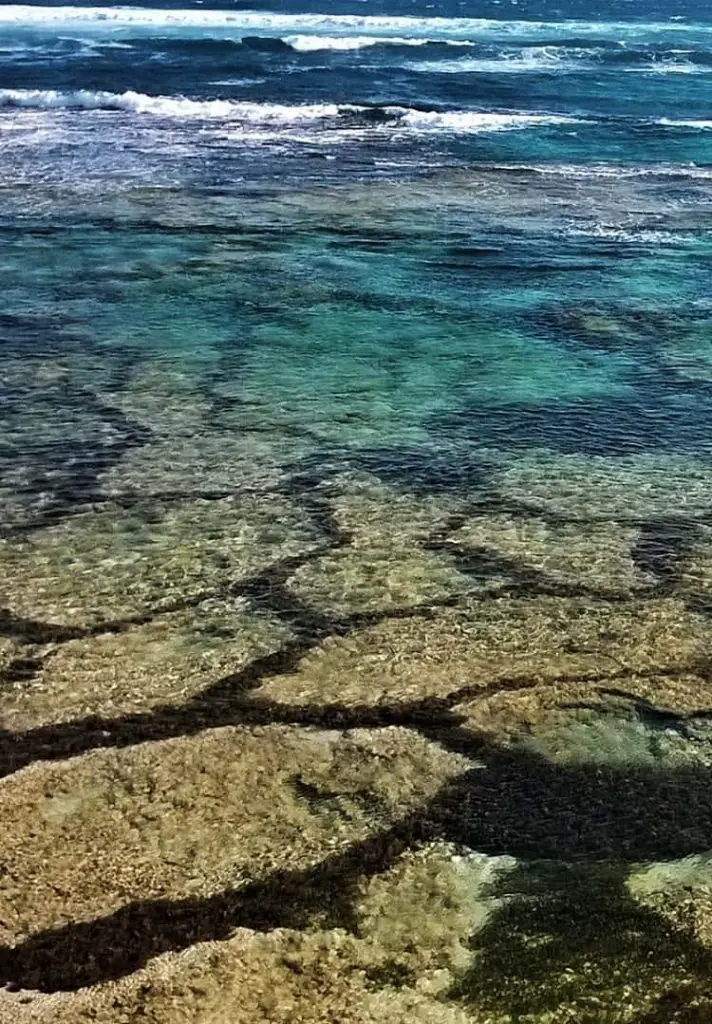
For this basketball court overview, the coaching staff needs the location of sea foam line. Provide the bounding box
[281,35,470,51]
[408,46,596,74]
[0,6,709,45]
[0,89,342,119]
[657,117,712,128]
[400,109,577,131]
[0,88,580,133]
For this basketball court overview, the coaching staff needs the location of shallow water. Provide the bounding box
[3,2,712,1022]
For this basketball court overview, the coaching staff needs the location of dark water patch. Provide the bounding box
[0,390,152,535]
[0,312,83,357]
[288,446,494,496]
[426,253,615,278]
[433,389,712,457]
[240,35,294,53]
[632,519,705,587]
[323,225,422,244]
[326,288,446,314]
[532,304,712,354]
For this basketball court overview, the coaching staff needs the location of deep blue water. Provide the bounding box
[5,0,712,172]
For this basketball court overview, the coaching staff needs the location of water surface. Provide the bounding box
[2,2,712,1021]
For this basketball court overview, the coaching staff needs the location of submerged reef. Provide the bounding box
[3,176,712,1021]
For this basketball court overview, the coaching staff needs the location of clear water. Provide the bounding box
[2,1,712,1020]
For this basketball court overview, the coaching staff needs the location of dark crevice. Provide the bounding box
[426,537,665,602]
[0,598,472,777]
[631,519,704,589]
[0,653,701,780]
[0,657,47,686]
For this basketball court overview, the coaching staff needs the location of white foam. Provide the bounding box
[493,161,712,179]
[638,58,710,73]
[0,6,709,45]
[0,89,581,134]
[565,223,691,244]
[399,109,578,131]
[409,46,595,74]
[0,88,341,120]
[657,117,712,128]
[282,34,470,51]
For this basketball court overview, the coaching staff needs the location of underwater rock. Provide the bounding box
[327,472,463,544]
[495,450,712,521]
[0,495,320,627]
[454,673,712,751]
[0,600,293,732]
[0,927,472,1023]
[442,513,647,595]
[356,842,515,982]
[100,430,298,497]
[286,545,473,618]
[0,725,467,945]
[660,322,712,384]
[255,596,709,709]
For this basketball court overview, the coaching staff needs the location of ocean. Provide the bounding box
[2,1,712,1020]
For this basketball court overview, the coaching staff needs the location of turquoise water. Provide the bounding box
[4,179,712,512]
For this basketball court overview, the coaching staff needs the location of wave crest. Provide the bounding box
[282,35,471,51]
[400,109,578,131]
[0,6,710,47]
[0,89,581,135]
[0,89,341,119]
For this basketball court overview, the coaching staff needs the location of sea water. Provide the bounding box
[2,1,712,1020]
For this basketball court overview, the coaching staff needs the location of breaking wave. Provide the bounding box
[281,35,471,52]
[0,6,711,48]
[0,89,342,119]
[0,89,581,135]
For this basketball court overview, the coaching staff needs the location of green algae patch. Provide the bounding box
[450,861,712,1024]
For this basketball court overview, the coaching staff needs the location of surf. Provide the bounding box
[1,6,711,48]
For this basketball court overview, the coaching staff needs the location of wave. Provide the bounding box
[1,6,711,47]
[0,88,580,135]
[640,58,708,72]
[657,118,712,128]
[411,49,712,76]
[281,35,469,52]
[409,46,597,74]
[399,109,578,131]
[490,162,712,180]
[564,224,693,244]
[281,34,476,52]
[0,89,342,119]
